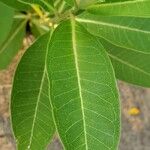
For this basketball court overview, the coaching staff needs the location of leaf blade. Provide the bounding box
[11,32,55,150]
[0,0,30,10]
[87,0,150,18]
[100,38,150,87]
[64,0,75,6]
[19,0,54,11]
[0,19,26,70]
[76,12,150,54]
[79,0,104,8]
[47,20,120,150]
[0,1,14,45]
[64,0,104,8]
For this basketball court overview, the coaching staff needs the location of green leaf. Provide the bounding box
[55,0,71,13]
[11,32,55,150]
[64,0,75,6]
[99,37,150,87]
[79,0,104,8]
[0,19,26,70]
[47,19,120,150]
[76,12,150,54]
[105,0,133,2]
[0,2,14,45]
[87,0,150,18]
[64,0,104,8]
[0,0,30,11]
[19,0,54,11]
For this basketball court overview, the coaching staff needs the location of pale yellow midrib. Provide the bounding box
[93,0,148,8]
[28,32,52,149]
[27,68,46,149]
[109,53,150,77]
[71,17,88,150]
[75,18,150,34]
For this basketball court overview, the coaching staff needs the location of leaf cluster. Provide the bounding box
[0,0,150,150]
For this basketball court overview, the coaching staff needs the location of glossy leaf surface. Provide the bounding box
[11,33,55,150]
[0,19,26,70]
[47,20,120,150]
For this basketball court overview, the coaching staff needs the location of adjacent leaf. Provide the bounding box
[0,19,26,70]
[105,0,135,2]
[78,0,104,8]
[99,38,150,87]
[0,0,30,11]
[11,32,55,150]
[64,0,104,8]
[0,2,14,45]
[76,12,150,54]
[87,0,150,18]
[19,0,54,11]
[55,0,71,13]
[64,0,75,6]
[47,20,120,150]
[22,0,54,5]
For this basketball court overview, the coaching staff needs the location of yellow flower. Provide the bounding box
[128,107,140,116]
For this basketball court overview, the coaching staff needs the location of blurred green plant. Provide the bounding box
[0,0,150,150]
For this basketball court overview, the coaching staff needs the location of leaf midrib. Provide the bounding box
[75,17,150,34]
[71,17,88,149]
[76,17,150,54]
[27,68,46,149]
[28,32,52,149]
[90,0,149,8]
[108,53,150,77]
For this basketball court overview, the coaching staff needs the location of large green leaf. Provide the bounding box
[0,19,26,70]
[0,2,14,45]
[76,12,150,54]
[11,32,55,150]
[99,38,150,87]
[0,0,30,11]
[87,0,150,18]
[47,20,120,150]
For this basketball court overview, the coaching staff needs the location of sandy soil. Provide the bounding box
[0,37,150,150]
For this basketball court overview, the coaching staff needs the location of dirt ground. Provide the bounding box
[0,37,150,150]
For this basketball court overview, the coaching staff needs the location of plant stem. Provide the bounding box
[40,0,59,17]
[31,4,44,18]
[74,0,79,10]
[40,0,55,12]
